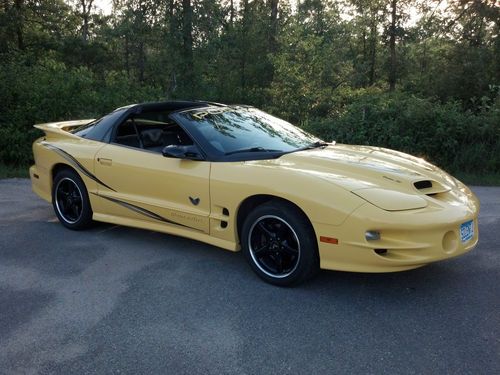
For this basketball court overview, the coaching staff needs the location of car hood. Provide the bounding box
[246,144,463,211]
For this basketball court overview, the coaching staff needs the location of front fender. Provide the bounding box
[209,161,367,245]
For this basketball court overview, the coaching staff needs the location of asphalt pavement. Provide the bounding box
[0,179,499,375]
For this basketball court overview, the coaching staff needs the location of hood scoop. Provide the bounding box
[414,180,432,190]
[413,179,450,196]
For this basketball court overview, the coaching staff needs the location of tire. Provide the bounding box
[52,168,93,230]
[241,201,319,286]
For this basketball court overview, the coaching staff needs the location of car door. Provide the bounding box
[93,143,210,233]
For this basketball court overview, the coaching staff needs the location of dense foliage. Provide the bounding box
[0,0,499,176]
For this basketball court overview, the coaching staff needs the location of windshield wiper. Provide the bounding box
[299,141,330,151]
[225,147,282,155]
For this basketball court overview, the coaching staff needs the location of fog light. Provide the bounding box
[442,231,458,254]
[365,230,381,241]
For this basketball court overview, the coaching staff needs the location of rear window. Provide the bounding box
[72,110,126,142]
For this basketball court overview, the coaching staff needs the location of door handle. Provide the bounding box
[97,158,112,166]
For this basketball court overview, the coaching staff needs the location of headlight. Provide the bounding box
[352,188,428,211]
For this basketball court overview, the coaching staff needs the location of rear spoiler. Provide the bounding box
[34,119,94,139]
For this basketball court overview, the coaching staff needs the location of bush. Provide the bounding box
[0,56,163,166]
[302,91,500,175]
[1,57,499,176]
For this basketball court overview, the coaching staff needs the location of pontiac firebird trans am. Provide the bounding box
[30,101,479,285]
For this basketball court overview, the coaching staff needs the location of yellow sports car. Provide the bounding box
[30,101,479,285]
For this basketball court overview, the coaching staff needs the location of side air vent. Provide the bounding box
[414,180,433,190]
[220,207,229,229]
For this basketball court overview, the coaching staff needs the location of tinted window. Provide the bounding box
[173,107,320,156]
[72,109,126,142]
[113,112,193,153]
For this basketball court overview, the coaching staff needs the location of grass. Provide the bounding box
[1,162,499,186]
[0,163,30,179]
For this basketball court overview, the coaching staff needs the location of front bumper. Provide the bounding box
[314,190,480,272]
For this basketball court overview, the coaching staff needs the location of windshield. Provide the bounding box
[173,106,322,156]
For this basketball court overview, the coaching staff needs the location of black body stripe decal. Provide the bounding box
[42,142,116,191]
[92,193,200,231]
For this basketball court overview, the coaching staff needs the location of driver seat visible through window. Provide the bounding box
[114,117,193,153]
[141,128,165,152]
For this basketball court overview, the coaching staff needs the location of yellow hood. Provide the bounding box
[249,144,461,211]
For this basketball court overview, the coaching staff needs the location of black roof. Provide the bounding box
[80,100,224,143]
[119,100,225,114]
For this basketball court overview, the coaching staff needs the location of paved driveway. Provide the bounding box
[0,179,499,374]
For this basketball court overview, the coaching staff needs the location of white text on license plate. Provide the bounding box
[460,220,474,243]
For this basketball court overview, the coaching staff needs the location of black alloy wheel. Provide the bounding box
[242,201,319,286]
[55,177,83,224]
[52,169,93,230]
[248,215,301,278]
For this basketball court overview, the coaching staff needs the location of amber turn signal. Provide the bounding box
[320,236,339,244]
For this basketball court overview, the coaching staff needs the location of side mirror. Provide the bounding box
[162,144,204,161]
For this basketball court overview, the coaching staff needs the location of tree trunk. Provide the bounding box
[240,0,250,96]
[80,0,93,43]
[269,0,279,52]
[388,0,397,91]
[368,19,377,86]
[168,0,175,33]
[14,0,24,50]
[230,0,234,25]
[165,0,176,96]
[138,41,145,82]
[125,34,130,77]
[182,0,194,90]
[362,27,366,63]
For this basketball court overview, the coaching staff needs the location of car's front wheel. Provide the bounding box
[52,168,93,230]
[241,201,319,286]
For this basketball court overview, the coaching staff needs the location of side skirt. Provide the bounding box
[92,212,239,252]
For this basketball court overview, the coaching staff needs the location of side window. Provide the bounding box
[113,112,194,153]
[139,123,193,153]
[114,119,142,148]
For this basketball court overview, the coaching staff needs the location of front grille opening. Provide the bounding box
[222,207,229,216]
[414,180,433,190]
[374,249,388,255]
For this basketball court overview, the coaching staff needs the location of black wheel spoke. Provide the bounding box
[275,253,284,273]
[258,222,274,238]
[281,242,298,256]
[71,204,79,218]
[58,198,67,212]
[249,215,300,278]
[253,244,269,256]
[275,223,289,238]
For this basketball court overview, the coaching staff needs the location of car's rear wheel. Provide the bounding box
[52,168,93,230]
[241,201,319,286]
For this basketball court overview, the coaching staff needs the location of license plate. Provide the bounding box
[460,220,474,243]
